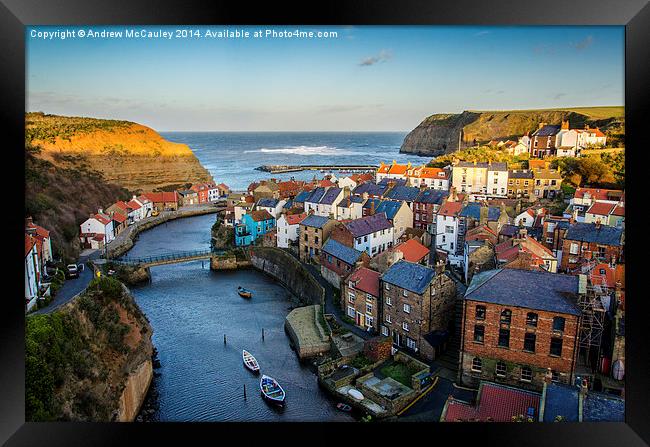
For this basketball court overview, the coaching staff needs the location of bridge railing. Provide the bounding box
[113,248,225,265]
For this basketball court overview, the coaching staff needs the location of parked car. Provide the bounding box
[66,264,79,279]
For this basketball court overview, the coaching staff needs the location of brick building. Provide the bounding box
[507,169,535,199]
[560,222,624,272]
[343,266,381,332]
[298,214,336,264]
[412,189,448,234]
[459,268,582,391]
[380,260,456,361]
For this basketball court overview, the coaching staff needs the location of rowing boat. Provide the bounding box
[260,374,285,405]
[242,350,260,373]
[237,286,252,298]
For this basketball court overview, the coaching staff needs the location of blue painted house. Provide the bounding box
[235,209,276,246]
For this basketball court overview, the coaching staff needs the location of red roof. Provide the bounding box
[92,234,105,241]
[285,212,308,225]
[26,222,50,239]
[394,238,430,263]
[443,382,541,422]
[94,213,112,225]
[574,188,621,201]
[611,205,624,217]
[319,179,336,188]
[142,191,178,203]
[127,199,142,210]
[348,267,380,297]
[25,234,36,257]
[112,213,127,224]
[417,167,450,180]
[438,201,463,217]
[250,210,274,222]
[587,201,616,216]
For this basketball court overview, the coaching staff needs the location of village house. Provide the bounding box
[413,188,448,234]
[276,212,307,248]
[299,214,337,264]
[25,217,53,273]
[394,238,430,266]
[216,183,231,200]
[578,125,607,147]
[292,189,311,210]
[110,211,128,236]
[584,201,625,228]
[337,176,358,190]
[565,188,624,224]
[383,185,422,209]
[336,195,365,220]
[495,230,558,273]
[560,222,624,272]
[25,234,41,311]
[79,210,115,249]
[542,216,572,260]
[452,161,489,195]
[330,212,394,257]
[486,163,509,197]
[531,167,562,199]
[178,189,199,206]
[529,123,561,158]
[507,170,535,199]
[303,187,327,215]
[234,210,275,246]
[408,166,451,190]
[135,195,154,218]
[190,182,214,204]
[320,238,370,289]
[141,191,179,212]
[504,136,530,157]
[256,197,287,220]
[351,181,390,199]
[317,187,346,219]
[460,268,582,391]
[554,120,582,157]
[277,180,304,199]
[226,192,248,208]
[343,266,381,332]
[234,196,255,221]
[252,180,280,201]
[459,202,508,236]
[435,199,464,265]
[514,205,547,228]
[376,161,411,183]
[380,260,456,361]
[363,199,413,242]
[463,227,498,286]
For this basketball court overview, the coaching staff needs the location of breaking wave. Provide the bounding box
[243,145,357,156]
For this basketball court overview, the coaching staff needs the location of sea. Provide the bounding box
[160,132,430,190]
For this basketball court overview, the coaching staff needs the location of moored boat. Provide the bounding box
[242,350,260,373]
[336,403,352,412]
[260,374,285,405]
[237,286,252,298]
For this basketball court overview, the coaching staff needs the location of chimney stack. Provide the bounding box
[370,200,376,215]
[561,120,570,130]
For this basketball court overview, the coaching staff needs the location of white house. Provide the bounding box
[25,234,40,311]
[207,185,220,202]
[514,206,546,228]
[305,187,345,219]
[410,167,451,190]
[135,195,154,218]
[337,196,365,220]
[578,126,607,147]
[343,213,394,257]
[79,210,115,249]
[486,163,508,197]
[256,198,287,220]
[276,212,307,248]
[337,176,358,190]
[25,217,53,271]
[435,200,463,265]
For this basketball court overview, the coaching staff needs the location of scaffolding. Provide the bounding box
[576,270,608,371]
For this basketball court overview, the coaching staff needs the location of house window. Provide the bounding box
[402,290,408,298]
[385,284,390,291]
[569,243,579,255]
[348,292,355,303]
[526,312,538,327]
[402,321,409,332]
[473,325,485,343]
[366,316,374,327]
[381,326,389,336]
[366,303,373,314]
[550,337,563,356]
[347,306,355,318]
[471,357,482,372]
[551,371,560,382]
[524,333,536,353]
[498,329,510,348]
[406,337,417,350]
[403,303,411,313]
[521,366,533,382]
[364,235,368,242]
[500,309,512,325]
[475,305,486,320]
[386,314,392,323]
[445,225,454,234]
[495,361,507,377]
[552,317,565,332]
[366,293,373,301]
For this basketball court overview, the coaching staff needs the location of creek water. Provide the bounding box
[129,214,353,421]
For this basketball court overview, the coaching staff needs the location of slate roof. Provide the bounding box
[457,161,507,171]
[533,124,561,137]
[300,214,331,229]
[345,213,392,237]
[319,187,342,205]
[375,201,404,220]
[322,238,365,265]
[541,383,580,422]
[294,190,311,203]
[257,198,279,208]
[305,187,327,204]
[565,222,623,246]
[464,268,581,316]
[459,203,501,221]
[415,189,448,205]
[384,185,421,202]
[377,177,407,187]
[582,392,625,422]
[508,169,534,179]
[443,382,541,422]
[348,267,381,297]
[353,182,388,197]
[381,260,436,294]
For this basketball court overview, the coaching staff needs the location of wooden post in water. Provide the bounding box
[243,383,247,399]
[262,328,265,341]
[224,334,227,345]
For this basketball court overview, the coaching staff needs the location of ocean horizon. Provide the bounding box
[161,131,432,190]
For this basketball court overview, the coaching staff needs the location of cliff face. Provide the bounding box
[26,112,213,192]
[25,277,154,422]
[400,107,624,156]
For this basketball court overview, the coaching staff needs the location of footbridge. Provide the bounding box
[112,248,226,268]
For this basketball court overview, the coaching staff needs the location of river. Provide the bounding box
[129,214,353,422]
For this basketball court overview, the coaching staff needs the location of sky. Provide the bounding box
[26,25,624,132]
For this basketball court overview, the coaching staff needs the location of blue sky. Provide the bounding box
[26,25,624,131]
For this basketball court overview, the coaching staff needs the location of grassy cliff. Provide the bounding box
[25,277,153,421]
[26,112,213,192]
[401,106,624,156]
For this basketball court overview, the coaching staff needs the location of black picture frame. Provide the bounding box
[3,0,649,445]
